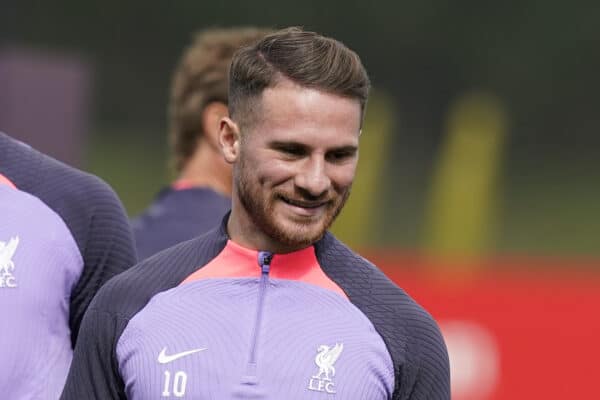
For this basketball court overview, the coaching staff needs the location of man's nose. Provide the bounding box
[295,157,331,197]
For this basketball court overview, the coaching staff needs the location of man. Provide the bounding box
[132,27,272,260]
[61,27,450,399]
[0,131,136,398]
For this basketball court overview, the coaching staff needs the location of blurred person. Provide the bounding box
[132,27,272,260]
[0,131,136,398]
[61,27,450,399]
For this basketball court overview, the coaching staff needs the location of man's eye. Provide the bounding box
[280,146,305,156]
[327,151,354,162]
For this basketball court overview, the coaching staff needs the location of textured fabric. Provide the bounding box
[117,279,394,399]
[0,132,137,399]
[315,234,451,399]
[131,187,230,260]
[61,216,449,399]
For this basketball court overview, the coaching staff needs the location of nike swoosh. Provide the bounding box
[157,347,207,364]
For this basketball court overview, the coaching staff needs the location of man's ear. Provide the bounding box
[219,116,241,164]
[201,101,229,150]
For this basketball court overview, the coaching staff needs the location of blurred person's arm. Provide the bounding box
[67,174,137,345]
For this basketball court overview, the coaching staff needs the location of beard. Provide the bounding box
[235,155,351,251]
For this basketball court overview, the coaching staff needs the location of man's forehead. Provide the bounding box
[257,84,361,125]
[261,79,359,107]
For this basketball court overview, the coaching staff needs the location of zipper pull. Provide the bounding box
[257,251,273,274]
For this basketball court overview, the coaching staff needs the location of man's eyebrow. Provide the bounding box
[268,141,311,152]
[268,141,358,153]
[269,140,308,148]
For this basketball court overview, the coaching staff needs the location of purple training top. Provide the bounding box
[61,215,450,399]
[0,132,136,399]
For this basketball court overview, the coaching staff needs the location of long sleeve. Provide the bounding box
[393,322,450,400]
[61,307,128,399]
[68,178,137,345]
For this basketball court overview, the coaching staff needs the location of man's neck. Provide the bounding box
[177,145,231,196]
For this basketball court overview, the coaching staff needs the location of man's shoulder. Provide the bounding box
[1,133,123,214]
[315,231,402,293]
[315,232,447,356]
[38,152,122,212]
[315,233,449,396]
[131,187,231,260]
[133,187,230,222]
[0,133,127,243]
[89,227,229,318]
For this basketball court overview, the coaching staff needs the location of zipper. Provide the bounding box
[242,251,273,384]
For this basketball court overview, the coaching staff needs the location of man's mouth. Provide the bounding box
[278,195,328,209]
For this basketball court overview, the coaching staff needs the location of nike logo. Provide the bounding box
[157,347,207,364]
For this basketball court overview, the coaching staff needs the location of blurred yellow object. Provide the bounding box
[423,91,508,264]
[331,90,395,247]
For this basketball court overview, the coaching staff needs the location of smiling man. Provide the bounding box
[61,27,450,400]
[222,78,359,253]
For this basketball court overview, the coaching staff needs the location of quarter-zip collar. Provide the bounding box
[181,239,347,299]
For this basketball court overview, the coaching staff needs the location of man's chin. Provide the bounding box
[273,220,328,249]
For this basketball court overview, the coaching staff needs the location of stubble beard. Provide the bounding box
[235,156,351,251]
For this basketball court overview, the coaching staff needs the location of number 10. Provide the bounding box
[162,370,188,397]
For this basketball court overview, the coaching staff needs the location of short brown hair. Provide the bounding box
[169,27,273,172]
[229,27,370,128]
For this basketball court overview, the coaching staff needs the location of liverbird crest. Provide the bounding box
[312,343,344,381]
